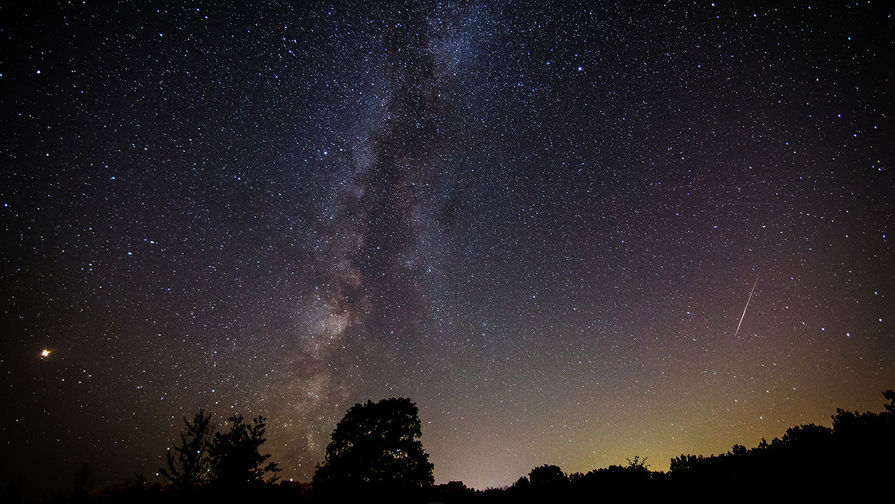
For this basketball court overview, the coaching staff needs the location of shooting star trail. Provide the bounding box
[733,276,759,339]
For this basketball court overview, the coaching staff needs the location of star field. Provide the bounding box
[2,1,893,493]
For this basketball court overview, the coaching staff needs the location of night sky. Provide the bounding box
[2,0,894,493]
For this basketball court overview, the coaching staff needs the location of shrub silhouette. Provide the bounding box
[313,397,434,492]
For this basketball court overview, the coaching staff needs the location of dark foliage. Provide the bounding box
[667,390,895,498]
[156,410,279,499]
[64,390,895,502]
[209,415,281,489]
[158,410,215,490]
[527,464,567,490]
[313,397,434,496]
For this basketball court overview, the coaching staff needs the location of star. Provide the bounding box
[2,1,891,494]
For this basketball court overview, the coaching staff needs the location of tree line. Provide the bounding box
[7,391,893,502]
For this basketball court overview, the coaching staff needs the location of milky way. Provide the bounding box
[2,1,893,494]
[269,3,467,462]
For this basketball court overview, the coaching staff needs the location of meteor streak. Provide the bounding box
[733,276,758,339]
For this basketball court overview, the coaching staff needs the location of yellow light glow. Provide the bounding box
[40,349,51,358]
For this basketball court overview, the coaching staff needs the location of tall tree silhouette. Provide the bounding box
[209,415,280,488]
[313,397,434,490]
[159,410,215,490]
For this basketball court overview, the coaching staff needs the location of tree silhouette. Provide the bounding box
[528,464,568,490]
[159,409,215,490]
[209,415,280,488]
[663,390,895,497]
[313,397,434,490]
[71,463,93,499]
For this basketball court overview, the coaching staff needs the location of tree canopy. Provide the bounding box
[209,415,280,488]
[159,410,279,492]
[159,409,215,490]
[313,397,434,490]
[127,390,895,501]
[528,464,567,490]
